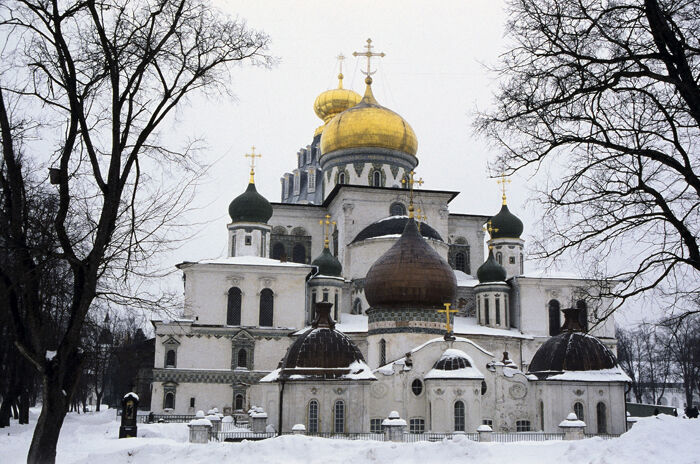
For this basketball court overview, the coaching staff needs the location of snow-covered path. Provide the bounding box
[2,409,698,464]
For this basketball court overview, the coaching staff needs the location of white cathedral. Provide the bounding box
[150,42,630,435]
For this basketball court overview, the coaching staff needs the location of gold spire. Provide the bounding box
[245,146,262,184]
[497,173,511,206]
[401,170,423,218]
[319,214,336,249]
[438,303,458,335]
[483,219,499,250]
[336,53,345,88]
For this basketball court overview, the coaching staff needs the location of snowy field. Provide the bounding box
[2,408,699,464]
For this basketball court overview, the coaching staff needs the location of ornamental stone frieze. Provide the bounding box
[153,368,267,384]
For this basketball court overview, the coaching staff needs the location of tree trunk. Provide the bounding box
[12,401,19,419]
[95,392,103,412]
[19,389,29,424]
[0,395,13,427]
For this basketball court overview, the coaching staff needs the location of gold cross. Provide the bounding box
[438,303,459,334]
[319,214,336,249]
[336,54,346,88]
[497,173,511,206]
[401,170,424,218]
[416,208,422,231]
[484,219,499,238]
[245,146,262,183]
[353,38,385,78]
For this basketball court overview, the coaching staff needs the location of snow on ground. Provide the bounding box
[3,408,699,464]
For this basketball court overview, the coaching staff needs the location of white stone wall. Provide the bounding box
[425,379,483,433]
[151,381,234,415]
[489,238,524,278]
[181,262,312,328]
[324,163,408,192]
[535,381,628,434]
[228,223,271,258]
[448,215,487,273]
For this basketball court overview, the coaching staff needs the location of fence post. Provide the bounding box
[188,411,212,443]
[382,411,407,442]
[477,424,493,442]
[250,408,269,433]
[559,412,586,440]
[626,412,637,431]
[292,424,306,435]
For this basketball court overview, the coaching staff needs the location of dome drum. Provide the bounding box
[319,148,417,183]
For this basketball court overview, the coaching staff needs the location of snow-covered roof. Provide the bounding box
[454,270,479,287]
[180,256,313,268]
[544,366,632,383]
[452,316,533,340]
[424,348,484,380]
[259,361,377,382]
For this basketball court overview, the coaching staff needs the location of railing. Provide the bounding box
[584,433,621,440]
[403,432,479,442]
[492,432,564,442]
[220,431,276,442]
[302,432,385,441]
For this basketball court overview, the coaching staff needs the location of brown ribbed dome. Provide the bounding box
[364,218,456,308]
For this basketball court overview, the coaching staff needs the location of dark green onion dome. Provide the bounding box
[489,204,523,239]
[476,250,507,283]
[364,218,456,309]
[312,247,342,277]
[228,182,273,223]
[528,307,618,379]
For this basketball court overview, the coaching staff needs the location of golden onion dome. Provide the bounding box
[313,73,362,125]
[320,77,418,156]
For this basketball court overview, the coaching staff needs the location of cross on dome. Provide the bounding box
[497,173,511,205]
[438,303,458,340]
[401,170,424,218]
[245,146,262,183]
[353,38,385,83]
[319,214,336,249]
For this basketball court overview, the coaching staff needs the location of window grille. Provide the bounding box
[454,401,465,432]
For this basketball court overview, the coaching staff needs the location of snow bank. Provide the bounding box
[2,409,699,463]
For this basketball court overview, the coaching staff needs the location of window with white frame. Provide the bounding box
[370,418,383,433]
[409,418,425,434]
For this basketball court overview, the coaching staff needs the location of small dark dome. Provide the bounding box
[528,308,618,378]
[279,302,365,375]
[432,349,472,371]
[489,204,523,239]
[364,218,456,309]
[311,248,342,277]
[351,216,443,243]
[228,182,273,223]
[477,250,507,283]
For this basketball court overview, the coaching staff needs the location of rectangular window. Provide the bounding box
[190,397,195,408]
[482,419,493,427]
[334,401,345,433]
[409,418,425,434]
[370,418,383,433]
[231,236,236,257]
[323,291,329,302]
[294,172,300,195]
[245,235,252,246]
[516,420,531,432]
[509,256,516,264]
[484,298,490,325]
[495,297,501,325]
[308,168,316,192]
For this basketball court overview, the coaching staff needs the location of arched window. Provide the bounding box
[259,288,274,327]
[308,400,319,433]
[334,400,345,433]
[577,300,589,331]
[596,402,607,433]
[292,243,306,263]
[484,298,490,325]
[271,242,285,260]
[495,295,501,325]
[373,170,382,187]
[235,394,244,410]
[237,349,247,368]
[496,252,503,265]
[574,402,584,421]
[227,287,242,325]
[389,202,407,216]
[164,392,174,409]
[352,298,362,315]
[338,172,346,185]
[379,339,387,366]
[455,252,466,272]
[165,349,176,368]
[548,299,561,336]
[454,401,466,432]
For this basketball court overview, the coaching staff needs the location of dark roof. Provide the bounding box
[477,250,507,283]
[228,182,273,223]
[489,204,523,239]
[433,351,472,371]
[351,216,443,244]
[528,307,618,378]
[278,302,366,379]
[364,218,456,309]
[311,247,342,277]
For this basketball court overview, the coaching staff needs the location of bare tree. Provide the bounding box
[616,326,645,403]
[661,313,700,409]
[476,0,700,317]
[0,1,270,462]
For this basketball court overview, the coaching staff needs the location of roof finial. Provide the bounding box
[336,53,345,88]
[319,214,336,249]
[353,38,385,87]
[497,172,511,206]
[401,170,423,218]
[245,146,262,184]
[484,219,499,250]
[438,303,458,340]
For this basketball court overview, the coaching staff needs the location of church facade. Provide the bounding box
[150,42,629,435]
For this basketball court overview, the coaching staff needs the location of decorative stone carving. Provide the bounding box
[574,389,584,396]
[508,383,527,400]
[434,388,444,396]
